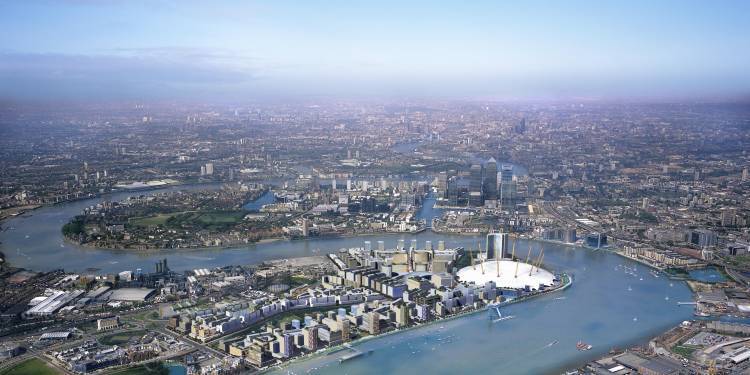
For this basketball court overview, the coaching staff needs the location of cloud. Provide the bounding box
[0,50,259,101]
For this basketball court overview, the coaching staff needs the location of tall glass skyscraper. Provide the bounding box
[483,157,498,201]
[500,164,515,209]
[469,163,483,206]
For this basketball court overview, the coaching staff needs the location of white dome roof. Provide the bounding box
[456,260,555,290]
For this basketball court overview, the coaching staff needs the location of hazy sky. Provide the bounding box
[1,1,749,101]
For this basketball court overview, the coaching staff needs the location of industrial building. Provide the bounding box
[108,288,156,302]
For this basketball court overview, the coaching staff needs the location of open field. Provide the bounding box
[129,213,183,227]
[99,329,147,346]
[0,358,60,375]
[129,211,245,230]
[672,344,698,358]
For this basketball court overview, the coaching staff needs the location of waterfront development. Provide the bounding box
[275,247,694,375]
[2,6,750,371]
[0,187,696,374]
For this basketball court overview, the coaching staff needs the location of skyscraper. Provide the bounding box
[515,118,527,134]
[483,158,498,202]
[469,164,483,206]
[500,165,515,209]
[437,171,448,198]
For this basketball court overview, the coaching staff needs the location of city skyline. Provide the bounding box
[1,0,749,101]
[2,2,750,375]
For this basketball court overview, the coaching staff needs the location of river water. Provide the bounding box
[274,242,693,374]
[0,186,694,374]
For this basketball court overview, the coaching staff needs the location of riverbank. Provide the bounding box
[60,229,431,253]
[265,272,573,373]
[0,196,697,375]
[0,204,43,223]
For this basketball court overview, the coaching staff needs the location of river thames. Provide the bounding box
[0,187,695,374]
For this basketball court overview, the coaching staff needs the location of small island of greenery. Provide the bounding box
[62,185,291,250]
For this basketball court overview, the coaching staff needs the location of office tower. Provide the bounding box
[483,158,498,202]
[205,163,214,175]
[690,230,717,248]
[486,232,509,260]
[743,167,749,181]
[447,176,459,206]
[437,171,448,198]
[469,164,484,206]
[500,165,515,209]
[515,118,526,134]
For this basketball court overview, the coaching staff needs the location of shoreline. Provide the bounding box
[263,273,573,373]
[60,228,431,253]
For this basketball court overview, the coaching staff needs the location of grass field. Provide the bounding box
[189,211,246,225]
[672,344,697,358]
[129,213,184,227]
[129,211,245,230]
[0,358,60,375]
[290,275,317,286]
[99,329,146,346]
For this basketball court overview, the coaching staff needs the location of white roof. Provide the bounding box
[456,260,555,290]
[731,349,750,363]
[108,288,154,301]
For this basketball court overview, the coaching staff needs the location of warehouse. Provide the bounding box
[108,288,155,302]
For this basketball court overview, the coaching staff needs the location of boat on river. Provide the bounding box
[576,341,592,351]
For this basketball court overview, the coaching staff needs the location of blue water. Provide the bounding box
[276,250,692,375]
[689,267,727,283]
[0,185,695,374]
[167,363,187,375]
[415,193,443,223]
[242,190,276,211]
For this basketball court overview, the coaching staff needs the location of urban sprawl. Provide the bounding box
[1,101,750,374]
